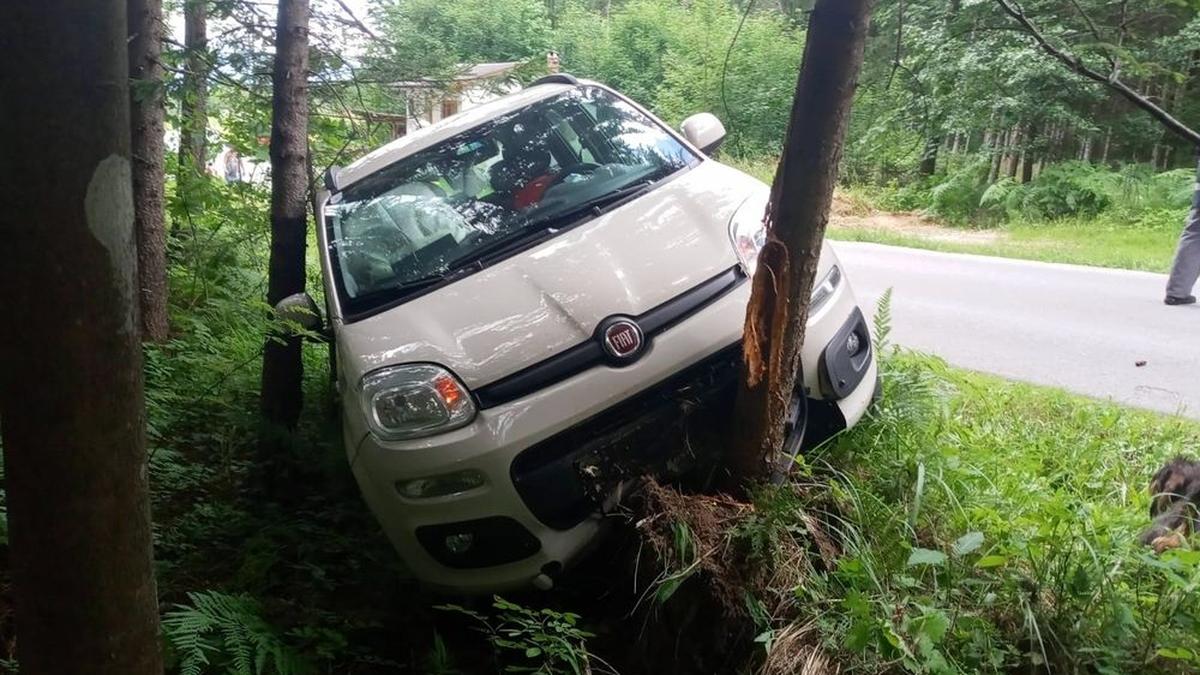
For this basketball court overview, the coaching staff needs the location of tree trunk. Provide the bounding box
[0,2,164,673]
[918,134,941,176]
[729,0,874,485]
[1006,126,1022,180]
[260,0,311,440]
[1102,127,1112,163]
[129,0,169,342]
[178,0,208,177]
[988,129,1006,184]
[1021,124,1038,183]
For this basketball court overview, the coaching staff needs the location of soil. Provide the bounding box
[829,194,1004,245]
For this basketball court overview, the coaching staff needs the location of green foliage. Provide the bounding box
[163,591,314,675]
[786,351,1200,672]
[926,160,991,224]
[369,0,551,80]
[985,161,1113,220]
[438,597,600,674]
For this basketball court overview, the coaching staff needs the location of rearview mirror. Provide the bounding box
[273,292,326,339]
[680,113,727,156]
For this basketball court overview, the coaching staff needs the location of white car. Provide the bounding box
[292,75,878,592]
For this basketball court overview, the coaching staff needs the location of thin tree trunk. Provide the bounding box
[178,0,208,177]
[1021,124,1038,183]
[0,2,164,672]
[989,129,1006,184]
[1102,127,1112,163]
[1006,126,1022,179]
[729,0,874,484]
[129,0,169,342]
[260,0,311,441]
[919,134,941,176]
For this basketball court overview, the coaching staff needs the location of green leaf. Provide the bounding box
[976,555,1008,568]
[913,608,950,645]
[906,548,947,567]
[1156,646,1195,660]
[952,531,984,557]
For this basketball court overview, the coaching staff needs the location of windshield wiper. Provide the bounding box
[441,177,663,274]
[381,273,450,295]
[445,221,558,272]
[535,178,656,228]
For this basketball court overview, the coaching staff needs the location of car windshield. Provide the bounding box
[325,86,699,317]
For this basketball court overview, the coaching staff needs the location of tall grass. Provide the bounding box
[778,347,1200,672]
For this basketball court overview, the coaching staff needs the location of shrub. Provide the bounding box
[926,159,990,225]
[1011,161,1112,219]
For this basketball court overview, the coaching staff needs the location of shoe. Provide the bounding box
[1164,295,1197,306]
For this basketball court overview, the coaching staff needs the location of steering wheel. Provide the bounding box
[547,162,601,188]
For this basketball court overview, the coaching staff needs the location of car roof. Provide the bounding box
[336,82,578,190]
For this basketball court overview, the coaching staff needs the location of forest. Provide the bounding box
[2,0,1200,673]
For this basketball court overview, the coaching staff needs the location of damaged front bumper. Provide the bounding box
[346,283,878,592]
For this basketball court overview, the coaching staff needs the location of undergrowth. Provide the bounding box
[785,344,1200,672]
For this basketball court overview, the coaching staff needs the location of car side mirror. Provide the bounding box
[680,113,727,156]
[273,292,328,341]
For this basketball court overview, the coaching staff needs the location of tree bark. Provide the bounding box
[129,0,169,342]
[178,0,209,176]
[260,0,311,439]
[988,128,1006,184]
[729,0,874,485]
[0,2,164,673]
[1005,125,1022,180]
[918,134,941,176]
[1021,124,1038,183]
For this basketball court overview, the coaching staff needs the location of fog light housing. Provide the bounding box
[396,469,487,500]
[846,332,862,356]
[444,533,475,554]
[416,517,541,569]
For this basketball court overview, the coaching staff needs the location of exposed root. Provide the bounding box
[619,477,840,674]
[635,477,756,619]
[760,621,839,675]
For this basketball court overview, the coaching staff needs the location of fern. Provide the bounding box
[872,287,894,355]
[163,591,314,675]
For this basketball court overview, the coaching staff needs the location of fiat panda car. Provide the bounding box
[297,75,878,592]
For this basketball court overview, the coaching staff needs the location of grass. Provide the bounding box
[723,154,1185,273]
[779,346,1200,672]
[12,170,1191,674]
[827,217,1181,273]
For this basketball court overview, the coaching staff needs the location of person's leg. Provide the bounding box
[1165,163,1200,303]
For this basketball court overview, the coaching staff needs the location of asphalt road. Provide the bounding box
[835,241,1200,419]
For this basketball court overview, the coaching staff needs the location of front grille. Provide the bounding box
[511,344,742,530]
[474,267,746,409]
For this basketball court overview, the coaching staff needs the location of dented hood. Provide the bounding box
[336,161,764,388]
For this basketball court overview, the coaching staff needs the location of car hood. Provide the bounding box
[336,160,765,389]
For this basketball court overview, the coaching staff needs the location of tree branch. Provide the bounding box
[1064,0,1115,69]
[993,0,1200,146]
[328,0,377,39]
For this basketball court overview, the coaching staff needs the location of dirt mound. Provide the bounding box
[829,191,1004,245]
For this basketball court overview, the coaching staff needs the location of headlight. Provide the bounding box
[728,195,768,276]
[360,364,476,440]
[809,265,842,315]
[728,195,842,314]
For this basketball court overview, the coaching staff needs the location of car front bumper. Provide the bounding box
[345,262,878,592]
